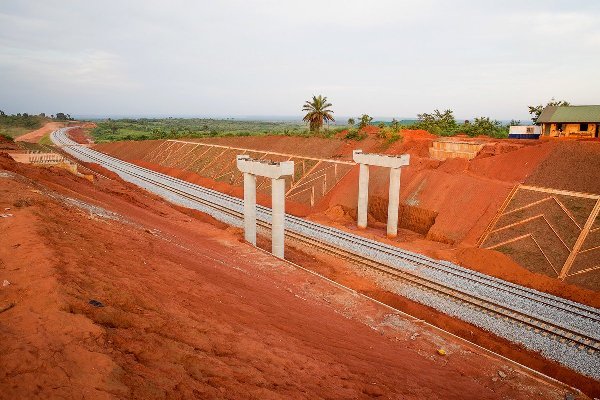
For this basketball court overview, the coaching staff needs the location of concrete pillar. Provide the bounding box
[271,178,285,258]
[243,172,257,245]
[387,167,401,238]
[357,163,369,229]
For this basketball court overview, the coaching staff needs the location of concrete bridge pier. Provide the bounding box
[271,178,286,258]
[243,172,257,245]
[236,155,294,259]
[387,167,401,237]
[357,163,370,229]
[352,150,410,238]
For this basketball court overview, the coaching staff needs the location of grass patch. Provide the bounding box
[38,133,53,146]
[91,118,317,142]
[0,126,31,139]
[344,129,367,141]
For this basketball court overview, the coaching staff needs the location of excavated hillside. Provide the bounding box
[94,133,600,292]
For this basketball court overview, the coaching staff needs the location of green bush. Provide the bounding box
[413,109,508,138]
[386,132,403,145]
[0,133,15,142]
[460,117,508,138]
[344,130,367,141]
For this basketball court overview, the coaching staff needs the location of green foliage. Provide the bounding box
[528,98,570,124]
[38,133,53,146]
[358,114,373,129]
[460,117,507,138]
[347,117,355,127]
[0,111,48,138]
[90,118,308,142]
[302,95,335,133]
[0,112,44,129]
[414,109,457,135]
[508,119,521,126]
[386,131,403,145]
[0,133,15,142]
[390,118,400,132]
[413,109,508,138]
[344,130,367,141]
[55,112,74,121]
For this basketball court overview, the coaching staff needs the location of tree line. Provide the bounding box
[301,95,571,139]
[0,110,74,128]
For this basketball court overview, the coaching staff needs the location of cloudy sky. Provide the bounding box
[1,0,599,120]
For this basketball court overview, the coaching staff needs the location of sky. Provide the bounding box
[1,0,599,121]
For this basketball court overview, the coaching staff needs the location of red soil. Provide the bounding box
[469,141,555,182]
[525,141,600,194]
[67,127,93,144]
[0,135,19,151]
[360,125,380,135]
[1,153,585,399]
[14,121,65,143]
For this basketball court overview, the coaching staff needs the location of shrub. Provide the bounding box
[460,117,507,138]
[344,130,367,141]
[386,132,403,145]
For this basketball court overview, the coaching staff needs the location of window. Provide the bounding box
[580,123,589,131]
[556,123,563,131]
[526,127,533,133]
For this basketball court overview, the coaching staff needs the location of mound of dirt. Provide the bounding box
[525,141,600,194]
[360,125,380,135]
[0,135,19,151]
[67,127,93,144]
[468,141,553,183]
[401,129,436,140]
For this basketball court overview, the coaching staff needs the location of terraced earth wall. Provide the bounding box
[95,139,355,208]
[481,185,600,291]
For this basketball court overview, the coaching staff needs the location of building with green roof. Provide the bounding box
[537,105,600,138]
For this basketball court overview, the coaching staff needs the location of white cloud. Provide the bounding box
[0,47,136,89]
[0,0,599,118]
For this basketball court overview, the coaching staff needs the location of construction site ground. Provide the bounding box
[3,154,595,399]
[94,131,600,294]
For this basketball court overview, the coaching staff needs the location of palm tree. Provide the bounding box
[302,95,335,133]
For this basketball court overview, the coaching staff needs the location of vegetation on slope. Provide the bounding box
[412,109,509,138]
[90,118,322,142]
[0,110,74,139]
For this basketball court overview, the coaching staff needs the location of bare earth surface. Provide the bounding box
[0,154,586,399]
[14,122,65,143]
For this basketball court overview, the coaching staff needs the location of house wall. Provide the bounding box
[542,123,597,137]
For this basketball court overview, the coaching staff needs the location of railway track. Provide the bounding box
[51,128,600,377]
